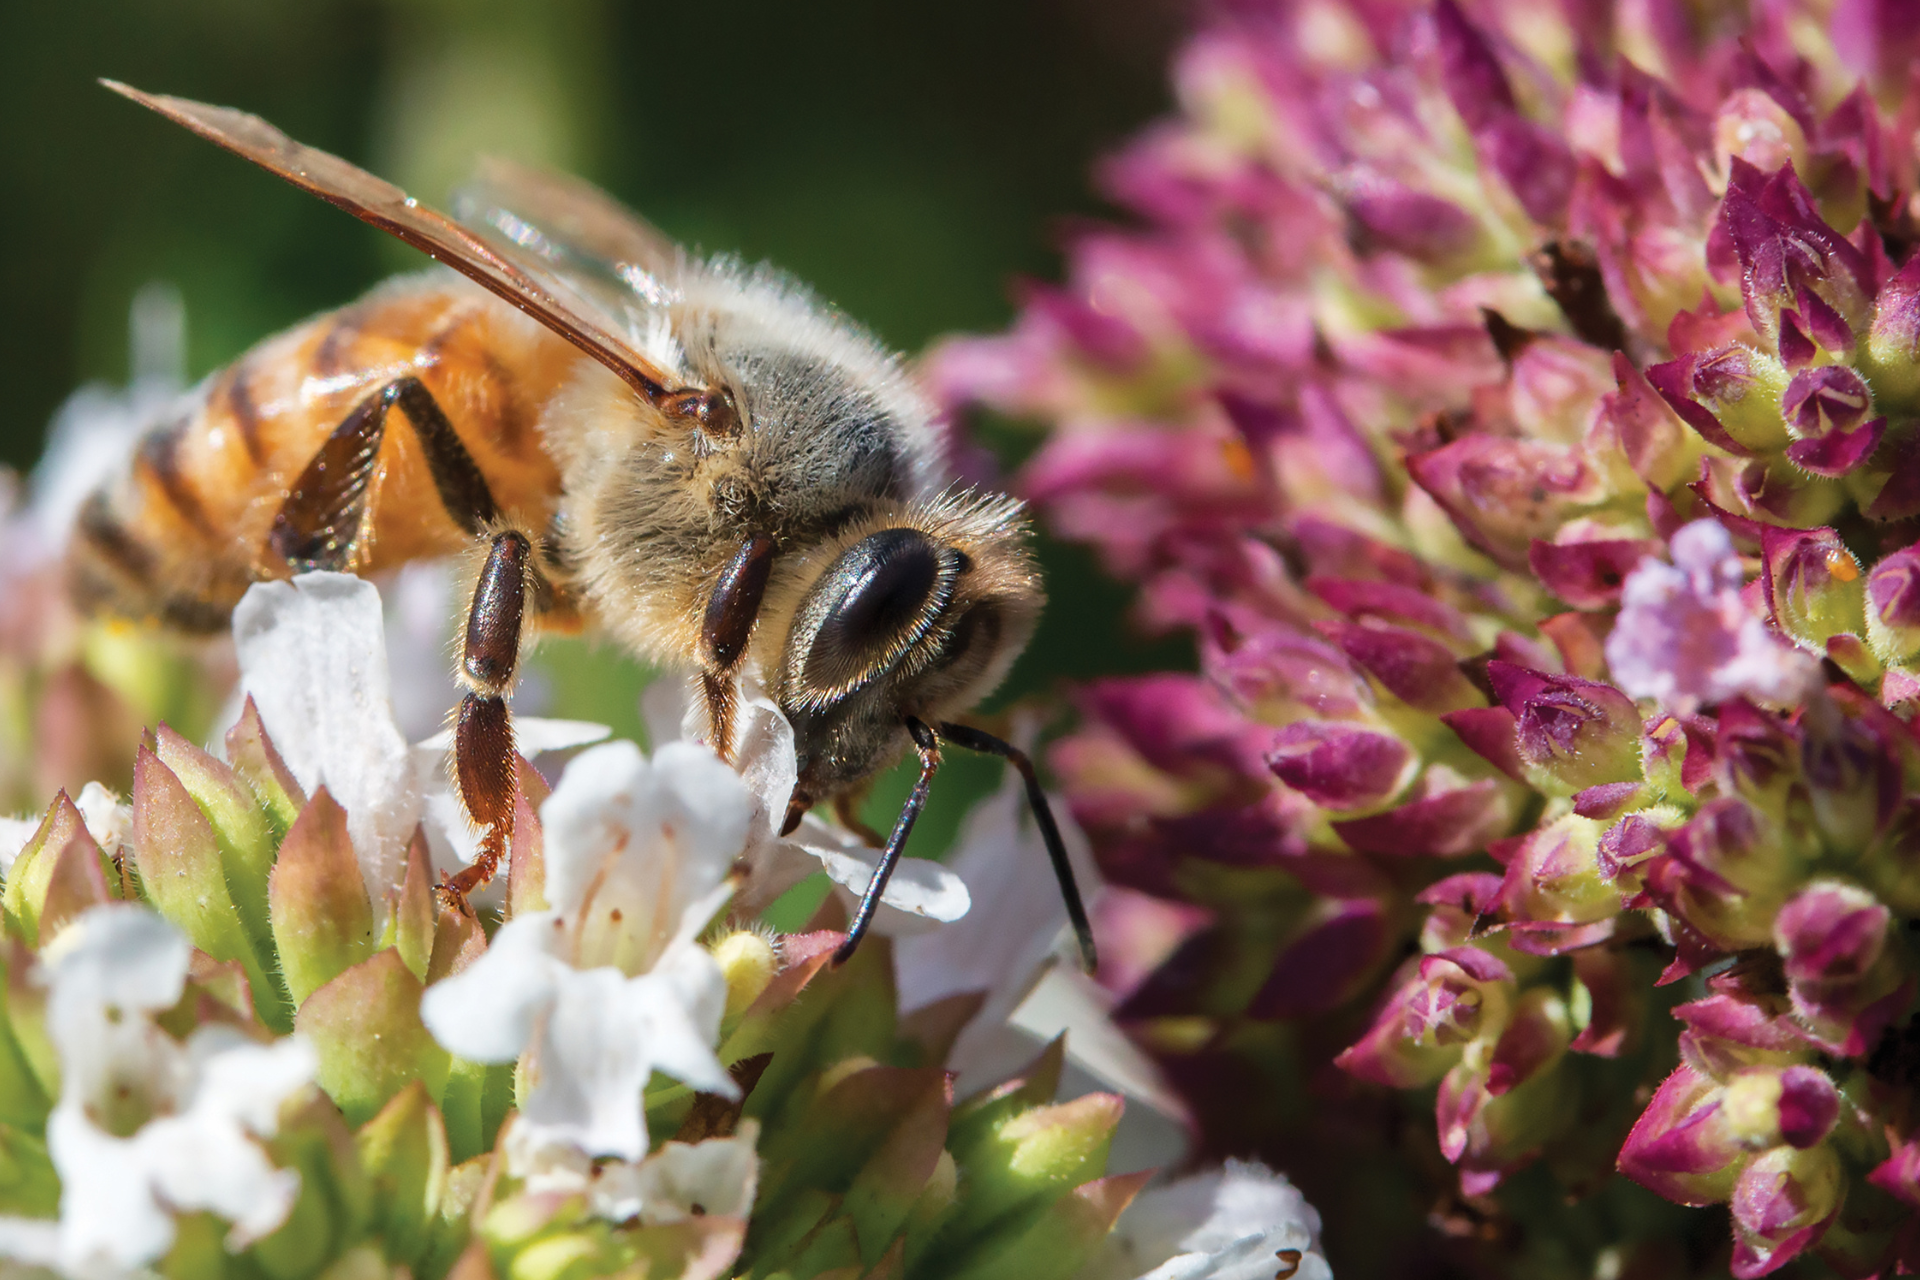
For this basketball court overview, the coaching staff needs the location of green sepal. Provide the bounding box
[225,695,307,839]
[356,1081,451,1269]
[296,948,450,1127]
[840,1072,951,1264]
[936,1170,1148,1280]
[392,832,437,983]
[2,940,57,1105]
[937,1092,1123,1257]
[271,788,376,1008]
[131,747,283,1028]
[256,1094,376,1280]
[155,722,279,963]
[0,1122,58,1216]
[3,792,102,947]
[420,1157,490,1280]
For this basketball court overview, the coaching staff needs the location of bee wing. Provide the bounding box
[102,80,687,404]
[455,155,681,287]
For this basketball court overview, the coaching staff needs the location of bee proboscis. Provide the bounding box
[76,81,1095,969]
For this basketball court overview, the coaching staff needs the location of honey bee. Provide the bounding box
[76,82,1094,968]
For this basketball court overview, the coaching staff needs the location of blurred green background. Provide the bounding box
[0,0,1193,863]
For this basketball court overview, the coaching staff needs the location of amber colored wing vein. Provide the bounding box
[101,80,685,403]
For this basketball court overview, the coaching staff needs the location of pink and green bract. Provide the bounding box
[935,0,1920,1274]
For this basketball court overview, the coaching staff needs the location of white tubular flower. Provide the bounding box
[232,573,421,908]
[421,740,745,1180]
[72,783,133,865]
[642,675,970,928]
[509,1120,761,1226]
[897,765,1188,1173]
[1083,1160,1332,1280]
[0,905,314,1277]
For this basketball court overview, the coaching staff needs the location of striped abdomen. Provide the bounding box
[70,271,580,631]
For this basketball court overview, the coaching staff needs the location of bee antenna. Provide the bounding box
[935,721,1098,974]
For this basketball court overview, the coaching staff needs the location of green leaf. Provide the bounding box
[132,747,282,1028]
[271,789,376,1008]
[357,1081,451,1268]
[296,948,449,1127]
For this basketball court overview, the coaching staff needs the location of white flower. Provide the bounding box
[1081,1159,1332,1280]
[508,1119,761,1225]
[896,765,1189,1174]
[0,905,314,1278]
[230,570,609,915]
[72,783,133,864]
[421,740,744,1184]
[233,573,421,910]
[642,675,970,928]
[1606,520,1819,714]
[0,815,42,876]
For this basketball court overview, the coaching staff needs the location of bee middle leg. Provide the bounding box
[269,377,536,911]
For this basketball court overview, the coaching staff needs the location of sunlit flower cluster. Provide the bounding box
[936,0,1920,1274]
[0,552,1330,1280]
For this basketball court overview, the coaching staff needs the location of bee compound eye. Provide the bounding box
[802,528,947,691]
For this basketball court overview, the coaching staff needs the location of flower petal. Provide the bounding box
[233,573,419,912]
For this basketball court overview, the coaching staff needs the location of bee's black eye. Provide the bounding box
[803,528,948,691]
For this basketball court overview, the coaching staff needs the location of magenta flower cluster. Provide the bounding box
[936,1,1920,1274]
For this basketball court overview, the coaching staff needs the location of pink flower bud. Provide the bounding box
[1406,437,1605,569]
[1645,797,1797,950]
[1486,661,1643,796]
[1618,1063,1744,1206]
[1729,1142,1842,1278]
[1267,721,1414,811]
[1646,346,1791,454]
[1865,254,1920,408]
[1865,544,1920,666]
[1761,525,1867,652]
[1773,879,1908,1055]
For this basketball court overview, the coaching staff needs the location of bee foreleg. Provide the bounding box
[935,722,1098,974]
[270,377,499,572]
[698,533,777,762]
[834,717,940,966]
[441,529,532,911]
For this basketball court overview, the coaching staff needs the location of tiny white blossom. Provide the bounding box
[1083,1159,1332,1280]
[0,905,314,1278]
[896,765,1188,1173]
[421,740,743,1181]
[508,1119,760,1225]
[643,675,970,927]
[1606,520,1819,714]
[0,815,42,876]
[233,573,421,910]
[73,783,133,864]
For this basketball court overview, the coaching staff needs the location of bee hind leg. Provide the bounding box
[439,528,535,913]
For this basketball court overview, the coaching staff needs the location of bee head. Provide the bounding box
[771,492,1041,809]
